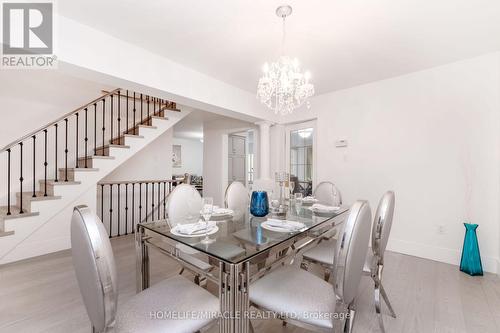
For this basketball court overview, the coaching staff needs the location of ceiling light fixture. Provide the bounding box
[257,5,315,116]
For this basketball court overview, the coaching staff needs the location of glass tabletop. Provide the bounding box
[139,203,349,264]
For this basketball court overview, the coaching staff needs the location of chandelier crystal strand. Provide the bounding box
[257,5,314,116]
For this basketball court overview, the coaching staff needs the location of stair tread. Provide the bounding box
[58,167,99,172]
[39,179,81,185]
[78,156,115,160]
[0,206,39,219]
[137,125,157,129]
[16,192,62,201]
[0,230,14,237]
[122,134,145,138]
[96,144,131,149]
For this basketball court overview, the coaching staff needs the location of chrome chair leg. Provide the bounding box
[343,304,356,333]
[300,260,309,271]
[178,267,184,275]
[379,282,396,318]
[374,281,386,333]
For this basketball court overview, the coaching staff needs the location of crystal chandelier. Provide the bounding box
[257,5,315,116]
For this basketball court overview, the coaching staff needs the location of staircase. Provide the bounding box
[0,89,188,264]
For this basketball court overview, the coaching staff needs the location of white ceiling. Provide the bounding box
[59,0,500,94]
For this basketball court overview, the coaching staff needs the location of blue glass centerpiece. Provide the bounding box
[459,223,483,276]
[250,191,269,217]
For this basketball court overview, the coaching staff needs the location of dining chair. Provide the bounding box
[166,184,213,283]
[224,181,249,213]
[364,191,397,333]
[314,181,342,206]
[70,205,219,333]
[249,200,372,333]
[300,191,397,333]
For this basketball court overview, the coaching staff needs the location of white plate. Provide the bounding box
[261,221,306,233]
[170,225,219,238]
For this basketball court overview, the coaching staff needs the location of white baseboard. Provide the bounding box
[387,238,499,275]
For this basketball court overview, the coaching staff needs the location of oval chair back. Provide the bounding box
[166,184,202,227]
[225,181,249,213]
[314,181,342,206]
[333,200,372,307]
[71,205,118,333]
[372,191,395,264]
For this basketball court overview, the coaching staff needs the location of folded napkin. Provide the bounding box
[265,219,305,231]
[302,196,318,202]
[213,208,233,215]
[311,203,340,213]
[175,221,216,235]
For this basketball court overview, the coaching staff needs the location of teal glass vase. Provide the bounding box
[459,223,483,276]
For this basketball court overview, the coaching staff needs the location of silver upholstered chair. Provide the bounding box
[70,205,219,333]
[300,191,397,333]
[166,184,213,282]
[365,191,396,333]
[250,200,372,333]
[314,181,342,206]
[224,181,249,213]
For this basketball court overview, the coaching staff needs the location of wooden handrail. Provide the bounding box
[98,179,176,185]
[101,90,181,112]
[0,88,121,153]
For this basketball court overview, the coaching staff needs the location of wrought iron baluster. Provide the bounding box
[163,181,167,219]
[64,118,68,181]
[151,182,155,221]
[117,183,121,236]
[125,183,129,235]
[101,184,104,223]
[43,131,47,196]
[54,124,58,182]
[75,113,79,168]
[84,108,88,168]
[94,103,97,156]
[126,90,129,134]
[139,183,142,222]
[19,142,24,214]
[157,182,161,220]
[109,184,113,238]
[132,183,135,232]
[117,91,121,143]
[140,93,143,122]
[145,182,149,222]
[133,92,136,130]
[7,149,11,215]
[101,98,105,156]
[110,94,114,143]
[147,96,150,120]
[32,135,36,197]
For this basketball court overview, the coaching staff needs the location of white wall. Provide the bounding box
[280,52,500,273]
[103,128,174,182]
[172,137,203,176]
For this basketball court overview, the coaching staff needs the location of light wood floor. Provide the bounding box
[1,235,499,333]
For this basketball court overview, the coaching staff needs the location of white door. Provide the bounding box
[285,120,316,196]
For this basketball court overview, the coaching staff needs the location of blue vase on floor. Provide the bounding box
[459,223,483,276]
[250,191,269,217]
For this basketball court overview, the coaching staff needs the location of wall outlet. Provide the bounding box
[438,225,445,234]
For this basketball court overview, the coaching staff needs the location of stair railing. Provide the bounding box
[97,179,176,238]
[0,88,179,216]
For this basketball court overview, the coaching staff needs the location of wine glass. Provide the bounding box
[294,192,303,216]
[200,197,215,244]
[290,181,295,197]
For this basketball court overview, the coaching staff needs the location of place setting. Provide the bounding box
[169,197,219,244]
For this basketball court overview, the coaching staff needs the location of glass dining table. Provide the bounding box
[136,202,349,333]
